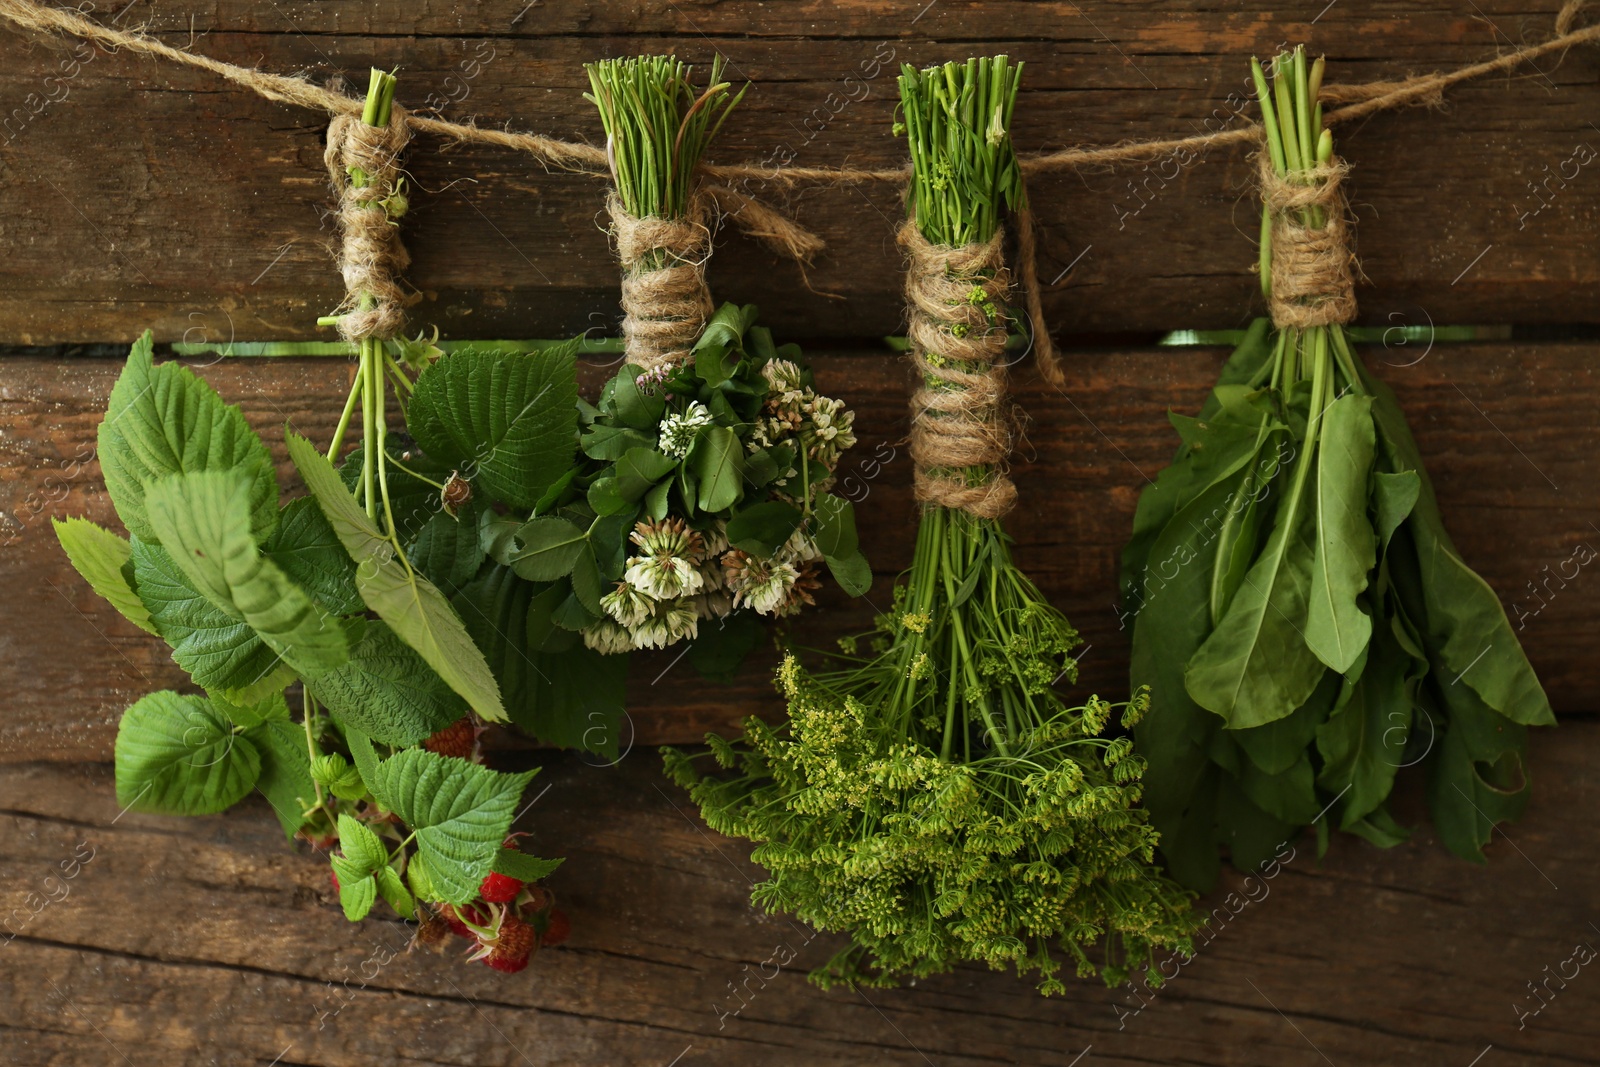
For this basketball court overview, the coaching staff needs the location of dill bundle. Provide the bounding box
[668,56,1197,994]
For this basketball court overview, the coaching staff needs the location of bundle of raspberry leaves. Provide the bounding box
[53,333,574,973]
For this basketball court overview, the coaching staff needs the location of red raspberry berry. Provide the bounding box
[330,870,341,893]
[424,718,477,760]
[541,908,571,947]
[481,915,535,974]
[478,871,523,904]
[483,952,530,974]
[440,902,485,939]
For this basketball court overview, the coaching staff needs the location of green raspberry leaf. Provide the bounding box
[129,537,296,700]
[336,812,389,875]
[98,331,277,544]
[375,865,416,920]
[288,431,506,723]
[491,847,563,883]
[306,619,467,747]
[212,690,290,730]
[338,873,378,922]
[144,469,349,677]
[248,719,317,840]
[114,691,260,815]
[409,505,488,596]
[407,345,579,509]
[52,517,157,634]
[263,497,364,617]
[366,747,535,905]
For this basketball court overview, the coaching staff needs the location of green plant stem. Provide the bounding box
[361,340,377,520]
[327,370,363,461]
[340,70,398,522]
[386,453,446,490]
[585,55,745,220]
[303,687,327,812]
[383,351,414,393]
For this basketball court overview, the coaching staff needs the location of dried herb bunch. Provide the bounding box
[1123,48,1553,891]
[505,55,869,665]
[668,57,1197,994]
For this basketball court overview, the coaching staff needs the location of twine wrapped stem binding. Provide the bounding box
[324,103,415,343]
[607,191,715,371]
[1259,151,1358,330]
[900,220,1019,521]
[4,0,1598,387]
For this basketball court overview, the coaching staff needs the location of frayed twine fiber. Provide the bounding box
[900,220,1019,520]
[324,106,415,342]
[1259,151,1359,330]
[701,183,826,267]
[4,0,1599,368]
[608,192,715,370]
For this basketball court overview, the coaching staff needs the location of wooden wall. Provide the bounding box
[2,2,1598,1064]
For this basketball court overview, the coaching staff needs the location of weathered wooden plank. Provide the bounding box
[1,723,1598,1066]
[1,341,1593,764]
[0,2,1595,341]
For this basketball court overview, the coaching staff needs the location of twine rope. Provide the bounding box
[4,0,1593,188]
[323,106,414,342]
[1260,152,1359,330]
[900,221,1018,520]
[1,0,1597,366]
[607,192,715,370]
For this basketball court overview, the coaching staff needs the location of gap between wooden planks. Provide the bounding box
[0,721,1595,1066]
[1,343,1595,765]
[0,2,1596,340]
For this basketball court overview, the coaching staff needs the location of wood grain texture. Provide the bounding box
[0,1,1596,342]
[2,342,1593,764]
[1,724,1597,1067]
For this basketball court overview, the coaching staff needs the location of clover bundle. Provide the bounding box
[1122,48,1554,890]
[501,54,869,665]
[668,56,1197,994]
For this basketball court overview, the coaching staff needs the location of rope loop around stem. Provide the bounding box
[900,220,1018,521]
[607,191,716,371]
[324,104,415,342]
[1260,151,1359,331]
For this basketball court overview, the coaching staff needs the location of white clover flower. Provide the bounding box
[801,394,856,467]
[631,516,701,559]
[778,529,822,565]
[624,554,703,600]
[582,619,636,655]
[761,358,804,394]
[600,582,653,627]
[632,600,700,649]
[724,551,800,616]
[657,401,714,459]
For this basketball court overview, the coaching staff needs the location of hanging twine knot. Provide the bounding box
[1259,150,1359,330]
[607,192,716,371]
[900,220,1019,521]
[324,105,415,343]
